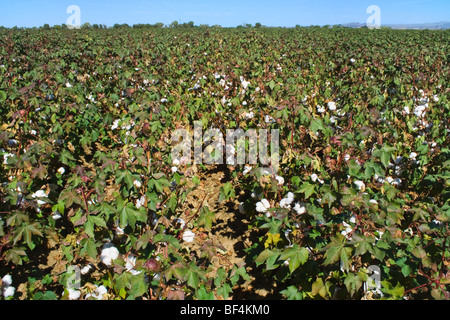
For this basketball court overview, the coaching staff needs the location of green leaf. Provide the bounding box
[186,269,200,289]
[280,286,303,300]
[298,182,316,199]
[196,285,215,300]
[0,90,7,102]
[279,244,309,274]
[255,248,280,270]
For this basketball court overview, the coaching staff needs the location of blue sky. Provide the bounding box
[0,0,449,28]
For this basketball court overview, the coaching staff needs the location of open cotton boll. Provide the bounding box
[2,275,12,286]
[125,254,142,275]
[85,285,108,300]
[3,286,15,298]
[182,230,196,243]
[354,180,365,191]
[256,199,270,213]
[316,105,326,113]
[275,175,284,186]
[68,288,81,300]
[52,212,62,220]
[100,243,119,266]
[57,167,65,175]
[133,180,142,188]
[293,203,306,215]
[279,198,292,209]
[327,101,337,111]
[31,190,47,198]
[136,195,146,209]
[80,264,93,275]
[245,111,254,119]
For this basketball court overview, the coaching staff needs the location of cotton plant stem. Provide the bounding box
[177,193,207,240]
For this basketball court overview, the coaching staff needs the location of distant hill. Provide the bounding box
[342,21,450,30]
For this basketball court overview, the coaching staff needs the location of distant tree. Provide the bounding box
[154,22,164,28]
[113,23,130,28]
[169,20,179,28]
[92,24,99,29]
[187,21,194,27]
[255,22,262,28]
[42,24,50,30]
[81,22,91,29]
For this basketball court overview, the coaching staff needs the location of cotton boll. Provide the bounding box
[68,288,81,300]
[327,101,337,111]
[100,243,119,266]
[32,190,47,198]
[256,199,270,213]
[136,195,146,209]
[245,111,254,119]
[52,212,62,220]
[279,198,291,209]
[57,167,65,175]
[125,254,142,275]
[409,152,417,161]
[275,175,284,186]
[182,230,196,243]
[310,173,318,182]
[133,180,142,188]
[2,275,12,286]
[316,105,326,113]
[86,285,108,300]
[354,180,365,191]
[3,286,15,298]
[403,106,410,114]
[80,264,93,275]
[293,203,306,215]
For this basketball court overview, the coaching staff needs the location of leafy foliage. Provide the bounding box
[0,26,449,300]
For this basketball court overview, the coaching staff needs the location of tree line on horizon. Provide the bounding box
[0,21,379,30]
